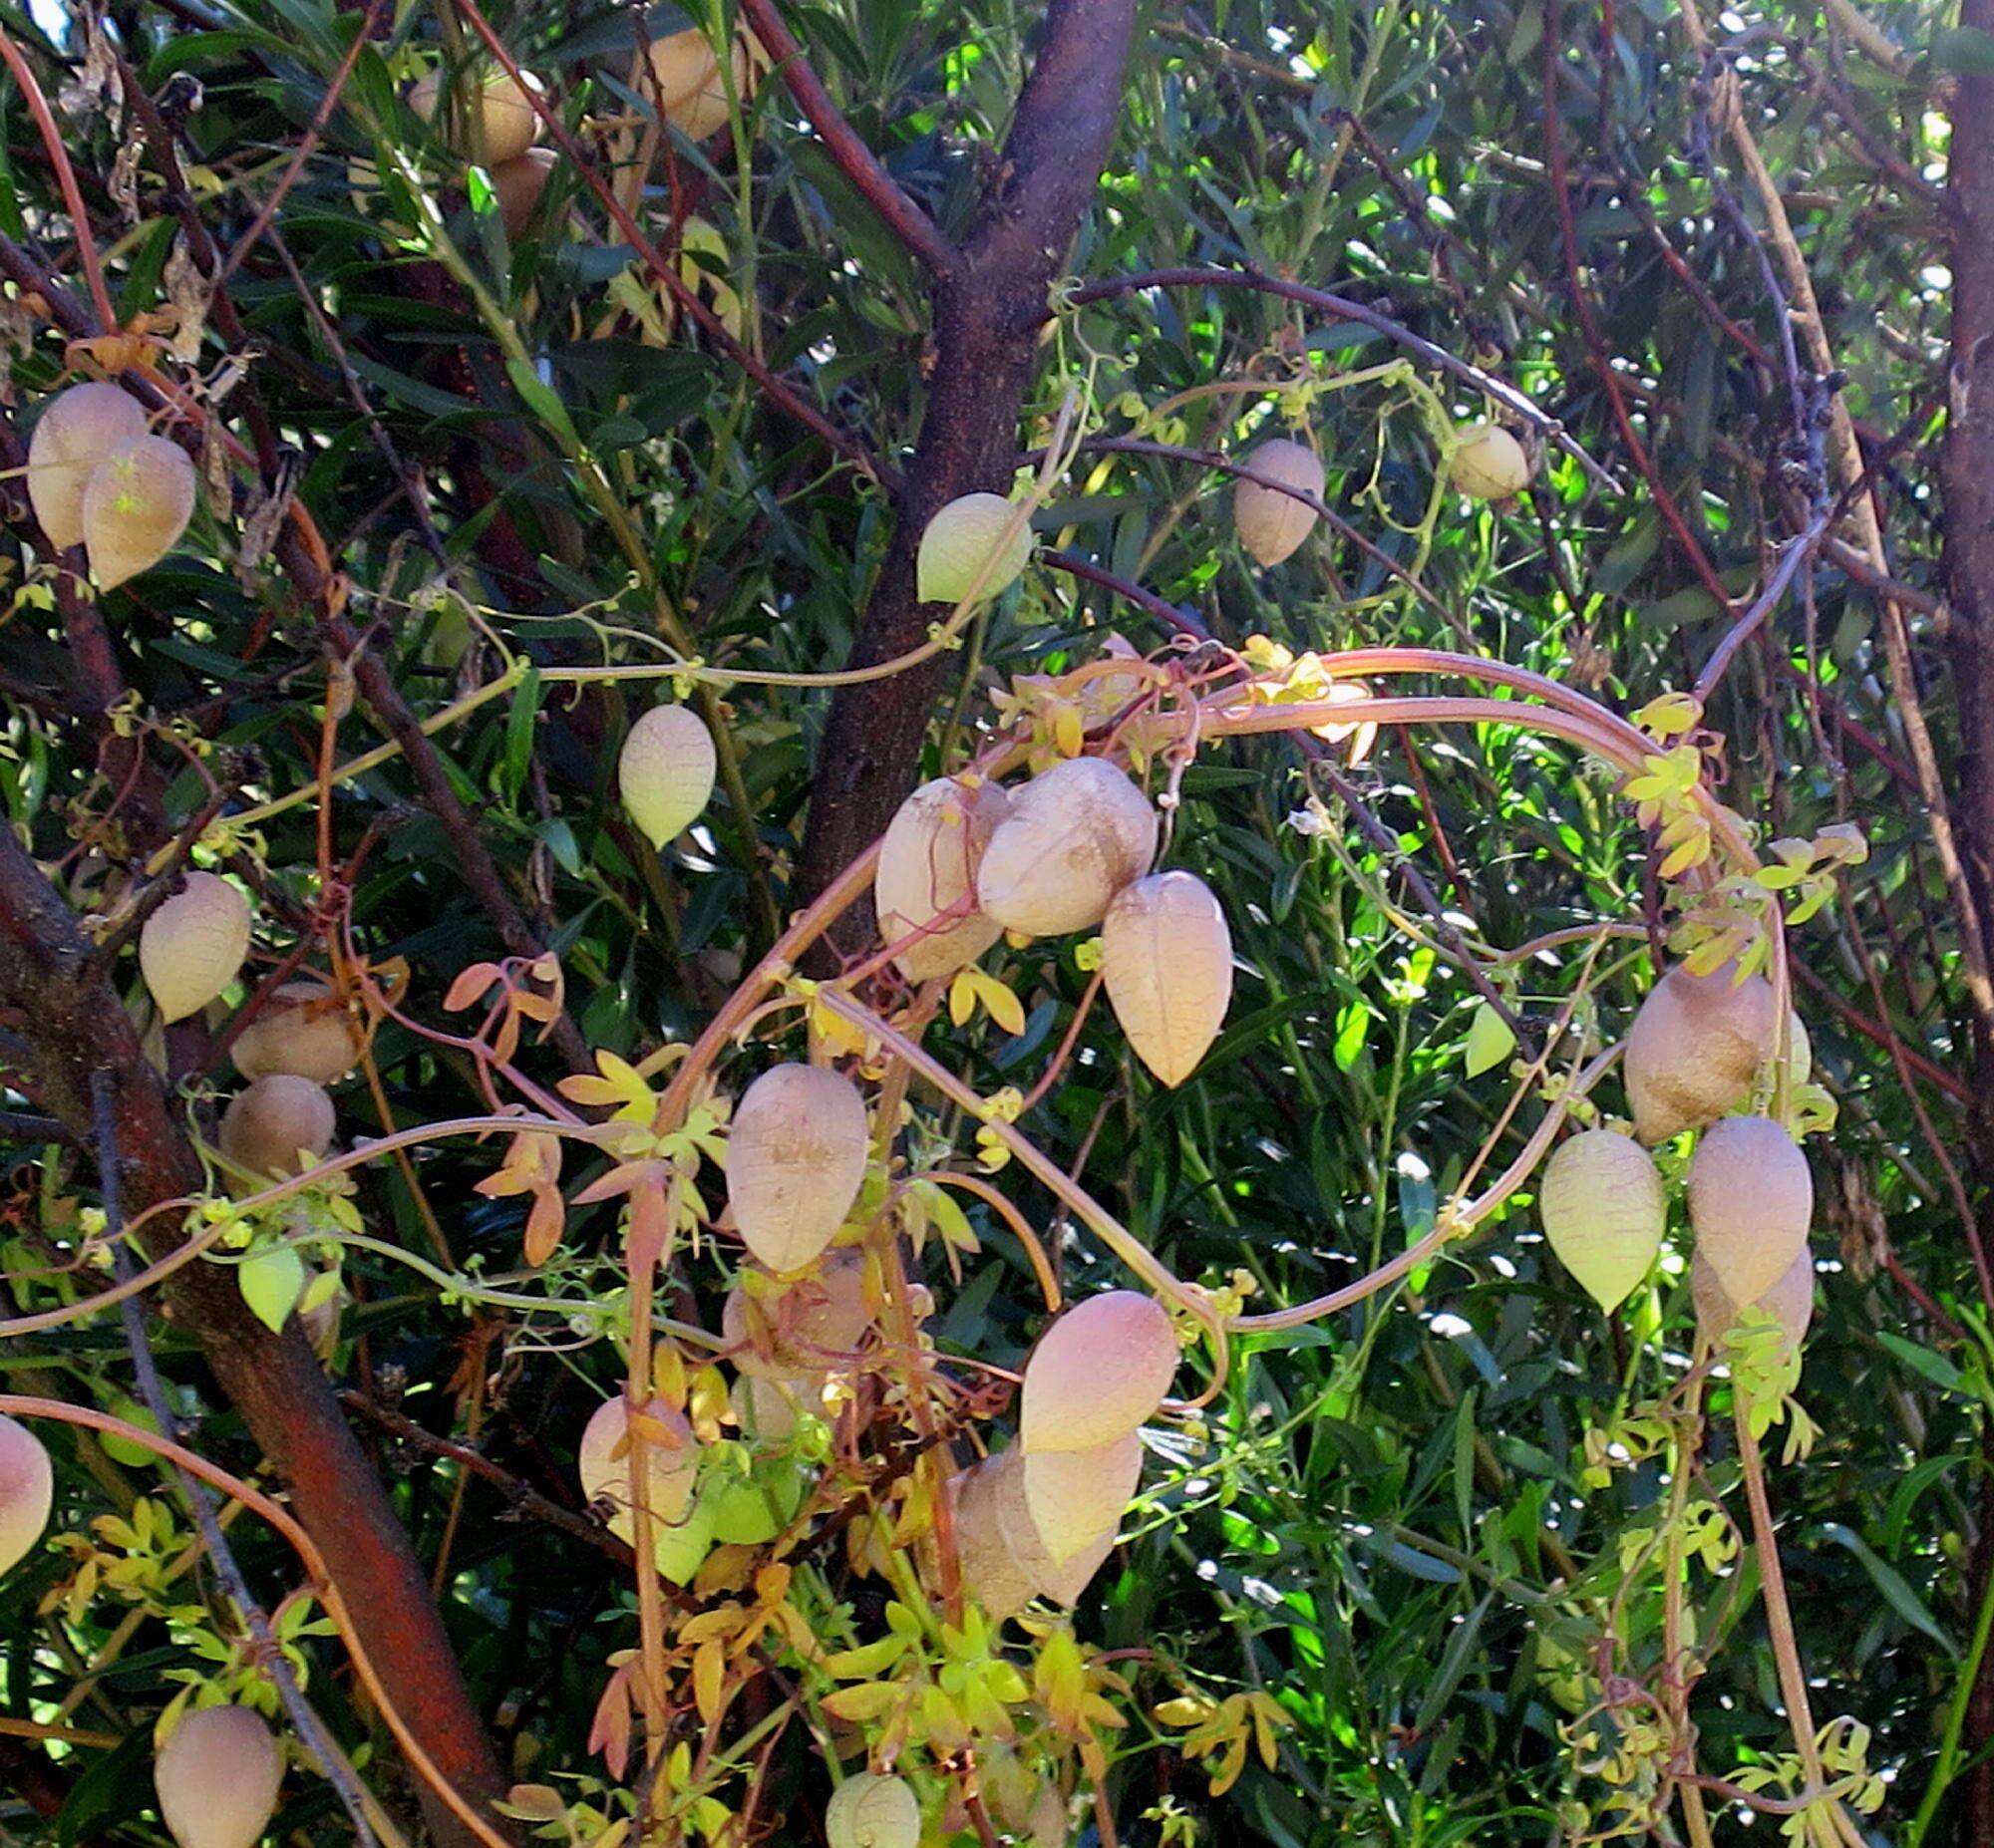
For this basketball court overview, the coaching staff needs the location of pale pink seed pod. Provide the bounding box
[218,1077,335,1188]
[1448,425,1532,499]
[1026,1782,1070,1848]
[619,703,717,848]
[492,148,557,237]
[947,1456,1038,1621]
[27,382,148,549]
[576,1394,699,1537]
[0,1413,54,1577]
[645,26,720,110]
[1624,962,1778,1145]
[1687,1114,1814,1305]
[1231,438,1324,566]
[141,872,252,1024]
[873,776,1013,981]
[722,1250,871,1380]
[825,1773,920,1848]
[1100,871,1232,1086]
[916,493,1033,605]
[1691,1245,1815,1359]
[1022,1430,1142,1566]
[1020,1290,1177,1453]
[153,1705,285,1848]
[975,759,1158,938]
[1538,1128,1666,1313]
[409,64,545,164]
[731,1372,812,1441]
[230,979,362,1084]
[81,435,196,589]
[660,31,763,139]
[991,1446,1115,1607]
[727,1065,869,1273]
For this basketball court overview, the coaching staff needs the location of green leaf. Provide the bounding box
[1463,1002,1515,1078]
[1931,26,1994,73]
[238,1247,307,1334]
[1875,1330,1966,1394]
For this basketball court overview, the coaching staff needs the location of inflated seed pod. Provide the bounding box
[722,1250,871,1380]
[991,1445,1115,1607]
[975,758,1158,938]
[1687,1114,1813,1305]
[947,1455,1038,1621]
[727,1065,868,1273]
[492,147,557,237]
[731,1372,812,1442]
[658,29,763,139]
[1449,424,1532,499]
[218,1077,335,1187]
[826,1772,920,1848]
[82,435,196,589]
[1231,438,1324,566]
[1026,1782,1070,1848]
[576,1394,699,1535]
[229,979,362,1084]
[1624,962,1778,1145]
[1690,1245,1815,1359]
[916,493,1033,605]
[27,382,148,549]
[1020,1290,1177,1453]
[619,703,717,848]
[1100,871,1233,1086]
[1022,1430,1142,1566]
[873,775,1013,981]
[141,872,251,1024]
[409,64,545,164]
[153,1705,284,1848]
[1538,1128,1666,1313]
[0,1414,53,1577]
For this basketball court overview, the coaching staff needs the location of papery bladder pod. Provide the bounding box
[81,434,197,589]
[1537,1128,1666,1313]
[975,758,1158,938]
[1622,959,1779,1145]
[916,492,1034,605]
[409,62,546,164]
[825,1771,920,1848]
[217,1076,336,1190]
[1019,1289,1178,1453]
[152,1705,285,1848]
[140,871,252,1024]
[1686,1114,1814,1306]
[618,701,718,849]
[722,1248,873,1380]
[229,977,364,1084]
[641,23,768,141]
[1100,870,1234,1086]
[0,1413,54,1577]
[873,774,1013,981]
[726,1065,870,1274]
[1021,1429,1144,1566]
[1231,436,1323,566]
[575,1393,716,1582]
[1691,1243,1815,1362]
[26,381,147,549]
[945,1447,1118,1619]
[1448,423,1533,499]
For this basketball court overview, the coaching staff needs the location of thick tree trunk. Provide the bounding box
[0,829,508,1848]
[793,0,1139,942]
[1939,8,1994,1839]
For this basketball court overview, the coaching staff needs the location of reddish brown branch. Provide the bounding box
[792,0,1141,939]
[736,0,957,278]
[0,828,512,1848]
